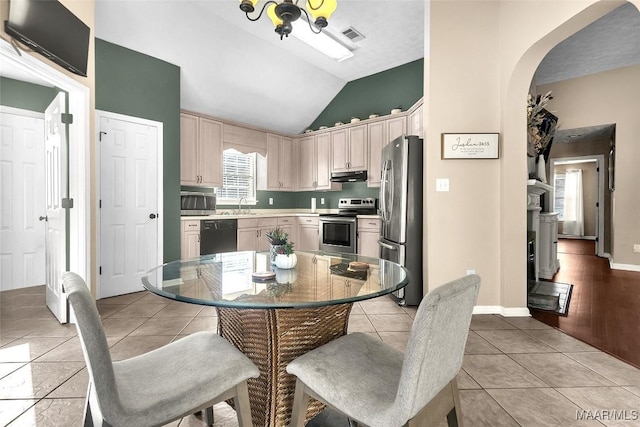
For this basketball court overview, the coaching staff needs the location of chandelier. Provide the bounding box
[239,0,338,40]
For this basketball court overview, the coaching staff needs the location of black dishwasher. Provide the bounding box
[200,219,238,255]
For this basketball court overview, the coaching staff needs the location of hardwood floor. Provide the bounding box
[531,238,640,369]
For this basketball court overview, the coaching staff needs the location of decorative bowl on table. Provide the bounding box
[275,253,297,269]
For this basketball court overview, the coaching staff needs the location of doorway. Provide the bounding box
[97,111,163,298]
[0,38,90,323]
[0,107,45,291]
[550,155,606,257]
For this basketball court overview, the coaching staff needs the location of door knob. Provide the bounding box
[149,213,157,219]
[39,216,48,222]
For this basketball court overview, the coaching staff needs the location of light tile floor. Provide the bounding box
[1,286,640,426]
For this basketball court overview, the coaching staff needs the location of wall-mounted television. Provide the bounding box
[5,0,90,77]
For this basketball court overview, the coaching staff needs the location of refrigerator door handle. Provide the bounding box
[378,239,397,250]
[380,160,392,222]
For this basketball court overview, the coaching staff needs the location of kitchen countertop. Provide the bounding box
[180,210,381,220]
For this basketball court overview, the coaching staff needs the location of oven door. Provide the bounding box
[319,217,357,254]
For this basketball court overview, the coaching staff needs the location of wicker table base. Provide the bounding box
[217,303,353,427]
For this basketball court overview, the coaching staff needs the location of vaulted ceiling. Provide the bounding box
[3,1,638,137]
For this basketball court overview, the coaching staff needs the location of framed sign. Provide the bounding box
[441,133,500,159]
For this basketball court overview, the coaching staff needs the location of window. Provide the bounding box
[554,173,566,220]
[216,149,256,204]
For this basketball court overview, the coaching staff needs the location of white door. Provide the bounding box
[99,113,162,298]
[44,93,68,323]
[0,109,46,291]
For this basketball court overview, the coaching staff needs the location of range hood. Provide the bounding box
[330,170,368,182]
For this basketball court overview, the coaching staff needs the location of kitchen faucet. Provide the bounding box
[238,197,249,215]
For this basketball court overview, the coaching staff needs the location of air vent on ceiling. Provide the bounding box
[341,27,365,43]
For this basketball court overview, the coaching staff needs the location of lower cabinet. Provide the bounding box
[539,213,560,279]
[297,216,319,251]
[357,218,381,258]
[237,217,279,251]
[181,220,200,259]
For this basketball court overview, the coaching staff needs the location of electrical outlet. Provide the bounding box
[466,269,476,275]
[634,244,640,253]
[321,198,325,205]
[436,178,450,192]
[269,198,273,205]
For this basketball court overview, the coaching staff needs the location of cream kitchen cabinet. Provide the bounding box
[367,116,406,187]
[180,113,223,187]
[277,216,297,248]
[387,115,407,142]
[331,124,368,173]
[357,218,381,258]
[181,220,200,259]
[298,134,341,191]
[257,134,296,191]
[408,103,423,138]
[297,216,319,251]
[237,217,279,252]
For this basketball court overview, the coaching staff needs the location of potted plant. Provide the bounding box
[274,241,297,269]
[265,227,289,264]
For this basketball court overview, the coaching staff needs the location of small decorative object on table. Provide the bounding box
[274,242,297,269]
[391,107,402,114]
[252,271,276,282]
[265,227,289,264]
[350,117,360,123]
[348,261,369,271]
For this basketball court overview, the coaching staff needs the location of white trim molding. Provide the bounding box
[609,261,640,273]
[473,306,531,317]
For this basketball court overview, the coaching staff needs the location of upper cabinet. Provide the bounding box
[408,103,423,138]
[331,124,368,173]
[298,134,342,191]
[180,113,223,187]
[367,116,407,187]
[257,134,296,191]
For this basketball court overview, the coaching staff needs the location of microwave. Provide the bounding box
[180,192,216,216]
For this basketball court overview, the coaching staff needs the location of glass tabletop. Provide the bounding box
[142,250,410,309]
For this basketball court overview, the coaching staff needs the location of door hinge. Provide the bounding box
[597,167,600,172]
[596,237,599,242]
[99,266,102,275]
[596,202,599,207]
[99,200,102,208]
[61,113,73,124]
[62,198,73,209]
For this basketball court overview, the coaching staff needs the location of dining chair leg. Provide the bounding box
[446,379,463,427]
[205,406,214,426]
[235,381,254,427]
[289,378,310,427]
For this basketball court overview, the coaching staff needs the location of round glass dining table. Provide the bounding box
[142,250,409,427]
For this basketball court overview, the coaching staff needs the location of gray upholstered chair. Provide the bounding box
[62,271,260,427]
[287,274,481,427]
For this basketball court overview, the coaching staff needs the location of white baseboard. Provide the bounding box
[609,261,640,272]
[473,305,531,317]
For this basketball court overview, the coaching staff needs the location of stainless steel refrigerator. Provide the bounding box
[379,135,423,305]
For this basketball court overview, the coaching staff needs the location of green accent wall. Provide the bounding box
[183,183,378,210]
[309,59,424,130]
[95,38,182,263]
[0,77,59,112]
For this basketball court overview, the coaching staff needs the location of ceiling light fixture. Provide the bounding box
[239,0,337,40]
[290,19,353,61]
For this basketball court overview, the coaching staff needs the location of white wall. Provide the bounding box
[424,0,635,313]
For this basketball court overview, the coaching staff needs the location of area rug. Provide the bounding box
[528,280,573,316]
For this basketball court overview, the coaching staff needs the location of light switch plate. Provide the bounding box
[269,198,273,205]
[436,178,450,192]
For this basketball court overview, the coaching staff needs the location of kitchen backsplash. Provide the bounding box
[180,182,379,210]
